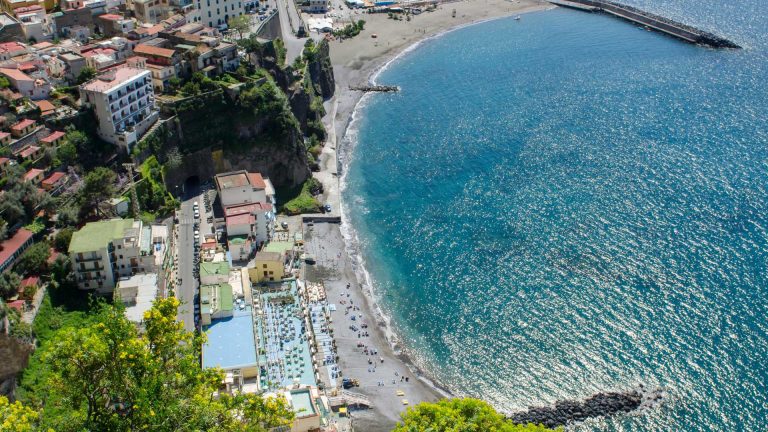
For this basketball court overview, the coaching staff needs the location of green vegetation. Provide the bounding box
[273,38,287,66]
[279,177,322,215]
[134,155,178,219]
[0,272,22,299]
[14,241,50,276]
[18,297,295,431]
[228,14,251,40]
[78,166,116,217]
[333,20,365,38]
[394,398,558,432]
[180,72,219,96]
[0,395,42,431]
[76,66,97,84]
[0,165,54,231]
[0,76,10,89]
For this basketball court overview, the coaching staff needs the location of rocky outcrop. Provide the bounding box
[307,40,335,100]
[509,386,664,428]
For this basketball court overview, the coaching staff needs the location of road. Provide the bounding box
[274,0,306,61]
[175,191,200,333]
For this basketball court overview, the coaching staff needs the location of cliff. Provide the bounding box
[149,38,335,191]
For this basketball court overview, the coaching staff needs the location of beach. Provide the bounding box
[307,1,552,430]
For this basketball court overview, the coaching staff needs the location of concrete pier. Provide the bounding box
[549,0,740,49]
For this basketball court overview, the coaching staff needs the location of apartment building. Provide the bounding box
[80,67,158,150]
[195,0,243,30]
[68,218,161,293]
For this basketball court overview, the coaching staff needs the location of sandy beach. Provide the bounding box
[308,1,553,430]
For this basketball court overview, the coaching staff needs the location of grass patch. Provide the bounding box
[17,281,101,406]
[278,178,322,215]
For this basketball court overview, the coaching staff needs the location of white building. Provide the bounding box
[80,67,159,150]
[195,0,244,29]
[299,0,328,14]
[69,219,163,294]
[215,170,275,207]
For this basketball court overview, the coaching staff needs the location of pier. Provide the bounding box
[349,85,400,92]
[548,0,740,49]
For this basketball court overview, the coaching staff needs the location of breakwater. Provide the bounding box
[549,0,740,48]
[349,85,400,92]
[509,386,665,428]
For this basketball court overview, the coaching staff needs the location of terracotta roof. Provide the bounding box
[0,42,26,55]
[19,145,41,158]
[47,250,60,264]
[24,168,44,181]
[32,41,54,49]
[11,119,35,130]
[42,171,66,185]
[99,13,124,21]
[0,67,32,82]
[41,130,65,143]
[0,132,9,139]
[0,157,9,164]
[7,300,25,312]
[21,276,39,288]
[247,172,266,189]
[0,228,33,267]
[35,99,56,114]
[223,202,273,217]
[134,44,176,58]
[81,67,148,92]
[226,212,254,227]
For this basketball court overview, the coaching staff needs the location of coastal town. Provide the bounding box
[1,0,737,427]
[0,0,562,429]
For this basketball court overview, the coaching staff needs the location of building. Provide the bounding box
[0,131,10,145]
[272,386,329,432]
[132,0,170,24]
[41,171,66,191]
[96,13,134,37]
[9,118,35,136]
[133,43,180,91]
[201,305,258,379]
[80,67,158,150]
[0,228,33,273]
[0,156,10,174]
[299,0,328,13]
[215,170,273,207]
[68,219,160,293]
[0,13,24,42]
[0,40,26,60]
[224,201,273,260]
[22,167,44,184]
[40,130,64,146]
[200,282,232,325]
[248,250,283,283]
[200,260,229,285]
[195,0,244,30]
[115,273,157,323]
[59,51,86,82]
[17,144,42,162]
[0,67,51,100]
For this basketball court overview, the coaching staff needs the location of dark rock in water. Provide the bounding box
[509,386,663,428]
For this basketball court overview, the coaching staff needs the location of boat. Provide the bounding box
[514,15,521,20]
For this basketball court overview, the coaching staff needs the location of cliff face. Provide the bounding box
[307,40,335,100]
[151,39,335,191]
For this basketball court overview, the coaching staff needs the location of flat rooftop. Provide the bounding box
[202,307,258,370]
[118,273,158,323]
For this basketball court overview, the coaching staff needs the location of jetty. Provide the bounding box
[349,85,400,92]
[548,0,740,49]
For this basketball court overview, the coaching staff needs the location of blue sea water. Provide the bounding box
[341,2,768,430]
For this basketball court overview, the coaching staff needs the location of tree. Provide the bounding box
[79,167,116,215]
[0,395,42,431]
[36,298,295,431]
[0,272,21,299]
[228,14,251,40]
[15,242,50,276]
[76,66,97,84]
[54,228,74,252]
[0,218,7,241]
[57,140,78,166]
[0,76,10,89]
[394,398,558,432]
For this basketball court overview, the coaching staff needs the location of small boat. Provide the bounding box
[514,15,521,20]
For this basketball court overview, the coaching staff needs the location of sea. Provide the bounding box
[340,1,768,430]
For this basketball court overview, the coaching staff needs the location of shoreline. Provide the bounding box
[312,2,554,428]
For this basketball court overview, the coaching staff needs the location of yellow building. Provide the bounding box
[248,251,284,283]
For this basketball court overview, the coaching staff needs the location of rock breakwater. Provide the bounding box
[509,385,665,428]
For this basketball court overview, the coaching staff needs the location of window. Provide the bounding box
[262,264,267,268]
[119,255,123,259]
[263,271,268,276]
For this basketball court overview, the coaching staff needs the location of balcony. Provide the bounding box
[76,254,102,262]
